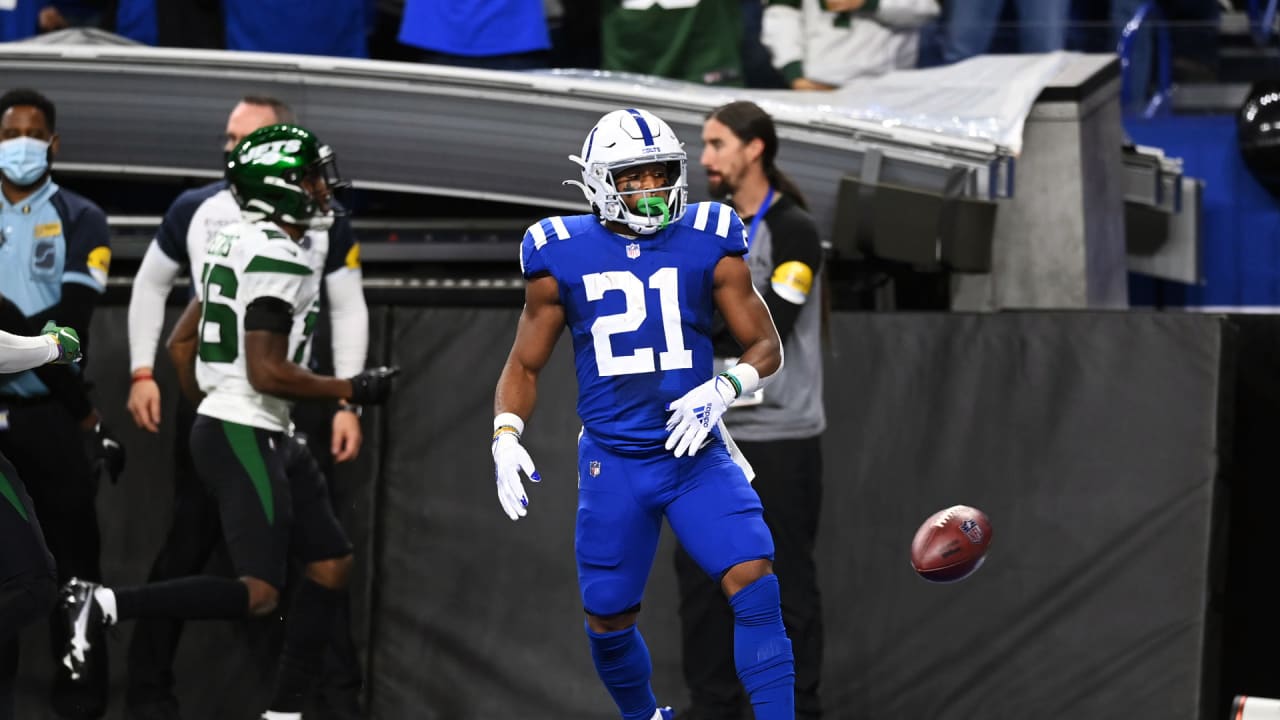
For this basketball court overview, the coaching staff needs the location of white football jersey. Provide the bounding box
[182,188,334,290]
[194,220,322,431]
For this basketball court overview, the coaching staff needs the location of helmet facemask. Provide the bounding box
[564,109,689,236]
[227,125,349,234]
[292,146,349,231]
[583,157,687,235]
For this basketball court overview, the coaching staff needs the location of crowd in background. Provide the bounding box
[0,1,1238,102]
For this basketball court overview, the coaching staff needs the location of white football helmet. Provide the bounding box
[565,108,688,235]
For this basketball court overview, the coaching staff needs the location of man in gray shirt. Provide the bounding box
[676,100,826,720]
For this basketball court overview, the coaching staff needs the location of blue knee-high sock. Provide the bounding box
[730,574,795,720]
[586,623,658,720]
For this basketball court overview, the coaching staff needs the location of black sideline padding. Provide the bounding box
[830,175,997,272]
[15,309,1232,719]
[816,312,1228,719]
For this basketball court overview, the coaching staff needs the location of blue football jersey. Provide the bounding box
[521,202,748,454]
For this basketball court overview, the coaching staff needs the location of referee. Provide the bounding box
[677,100,828,720]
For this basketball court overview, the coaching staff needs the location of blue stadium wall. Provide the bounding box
[1128,113,1280,309]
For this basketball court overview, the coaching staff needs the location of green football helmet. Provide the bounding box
[225,124,347,231]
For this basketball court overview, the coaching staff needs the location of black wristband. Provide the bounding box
[348,378,375,406]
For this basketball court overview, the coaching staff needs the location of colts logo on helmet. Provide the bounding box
[960,518,984,544]
[239,139,304,166]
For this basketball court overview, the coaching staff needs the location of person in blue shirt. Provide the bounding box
[222,0,371,58]
[31,0,159,46]
[31,0,104,32]
[397,0,550,70]
[490,108,795,720]
[935,0,1070,63]
[0,87,118,720]
[0,0,115,42]
[0,0,43,42]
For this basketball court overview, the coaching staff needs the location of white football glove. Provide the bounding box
[665,375,739,458]
[493,432,540,521]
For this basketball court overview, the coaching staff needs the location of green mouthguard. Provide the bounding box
[636,197,670,229]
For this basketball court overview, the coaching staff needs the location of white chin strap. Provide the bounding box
[624,217,663,235]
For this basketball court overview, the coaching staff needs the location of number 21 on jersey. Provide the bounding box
[585,267,692,377]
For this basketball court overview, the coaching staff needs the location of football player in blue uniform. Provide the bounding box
[491,108,794,720]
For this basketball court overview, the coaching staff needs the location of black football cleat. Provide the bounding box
[61,577,105,682]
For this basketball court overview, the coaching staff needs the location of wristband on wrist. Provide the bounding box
[721,363,761,398]
[337,403,363,418]
[493,412,525,441]
[131,372,154,384]
[717,372,742,398]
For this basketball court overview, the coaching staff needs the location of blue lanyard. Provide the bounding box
[746,186,775,251]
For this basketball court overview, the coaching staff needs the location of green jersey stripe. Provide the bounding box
[221,421,275,525]
[245,256,312,276]
[0,470,29,522]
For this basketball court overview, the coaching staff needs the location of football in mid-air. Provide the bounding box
[910,505,993,583]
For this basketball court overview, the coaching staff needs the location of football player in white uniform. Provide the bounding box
[122,96,369,719]
[0,322,79,720]
[127,95,368,459]
[60,125,396,720]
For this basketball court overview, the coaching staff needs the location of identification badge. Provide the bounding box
[716,357,763,407]
[34,222,62,238]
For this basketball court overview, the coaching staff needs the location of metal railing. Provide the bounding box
[1118,1,1175,118]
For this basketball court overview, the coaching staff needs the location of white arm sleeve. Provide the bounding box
[128,242,184,373]
[873,0,940,27]
[762,2,805,74]
[0,330,57,373]
[325,268,369,379]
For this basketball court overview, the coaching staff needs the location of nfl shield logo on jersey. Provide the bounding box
[626,242,641,259]
[589,460,601,477]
